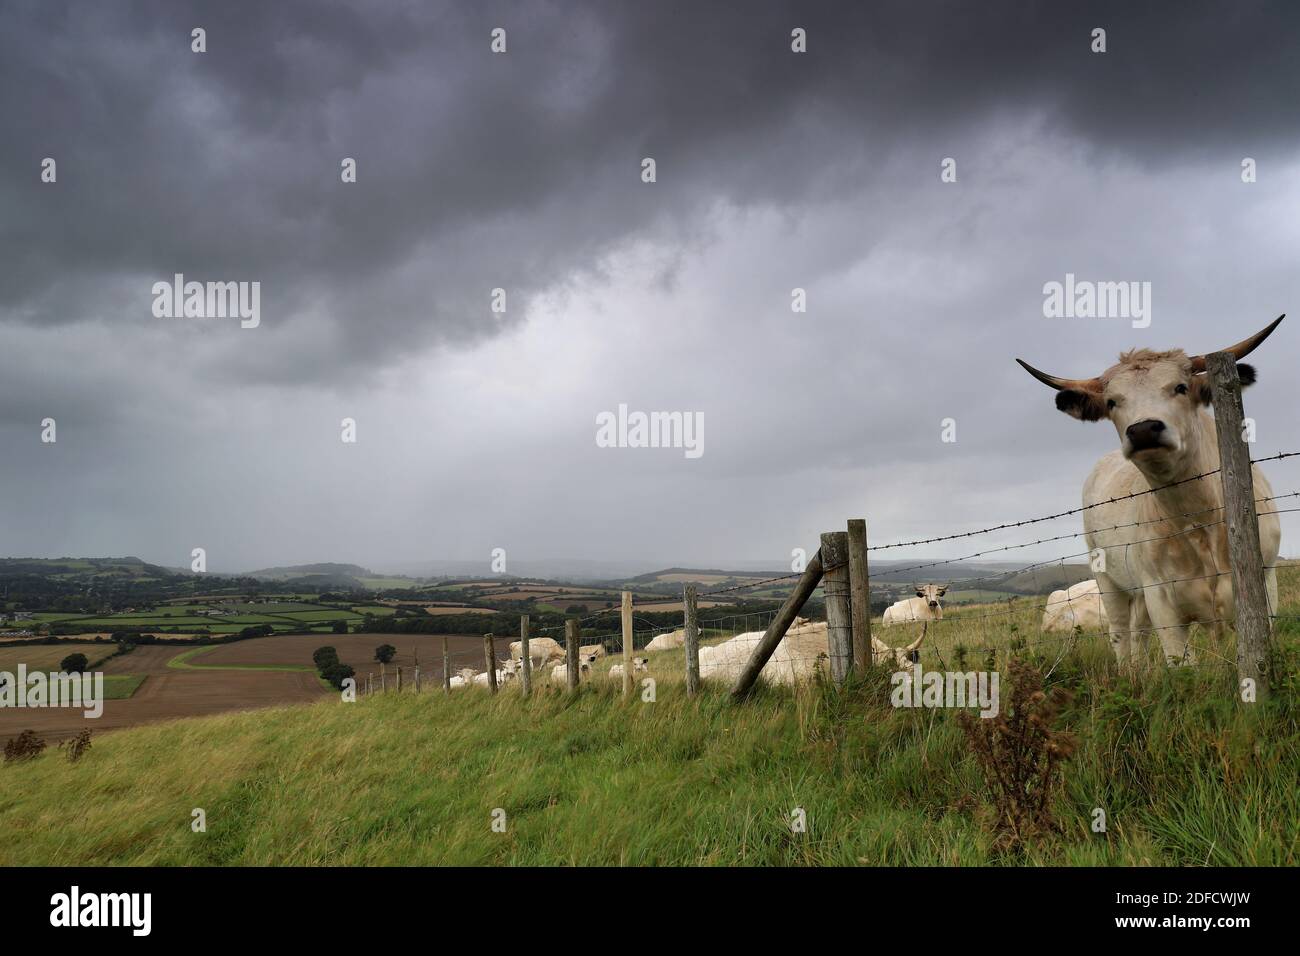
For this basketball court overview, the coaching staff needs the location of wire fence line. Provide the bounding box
[361,440,1298,700]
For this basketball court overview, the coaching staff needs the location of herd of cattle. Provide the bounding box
[436,579,1116,692]
[431,319,1288,691]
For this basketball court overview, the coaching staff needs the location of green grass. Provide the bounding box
[165,647,313,673]
[3,570,1296,866]
[1,645,1297,865]
[101,674,147,700]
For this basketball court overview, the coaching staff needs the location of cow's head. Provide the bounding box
[1017,316,1282,480]
[873,628,926,671]
[914,583,947,609]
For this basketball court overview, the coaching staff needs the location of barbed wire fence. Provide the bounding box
[362,361,1296,705]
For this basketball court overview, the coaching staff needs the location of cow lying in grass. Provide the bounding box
[608,657,649,681]
[1042,579,1109,633]
[550,653,599,685]
[881,584,946,626]
[697,619,925,685]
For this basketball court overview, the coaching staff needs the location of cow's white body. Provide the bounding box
[1042,579,1109,633]
[645,628,685,651]
[698,619,922,685]
[509,637,564,668]
[1084,435,1280,665]
[881,597,942,626]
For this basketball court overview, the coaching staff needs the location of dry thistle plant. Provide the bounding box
[60,728,93,763]
[4,729,47,764]
[958,659,1076,849]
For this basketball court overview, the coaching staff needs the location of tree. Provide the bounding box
[374,644,396,664]
[322,662,355,690]
[331,619,348,634]
[60,653,89,673]
[312,646,339,669]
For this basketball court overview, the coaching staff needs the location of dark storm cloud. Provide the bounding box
[3,0,1299,380]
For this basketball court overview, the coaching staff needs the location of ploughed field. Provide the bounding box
[0,634,494,744]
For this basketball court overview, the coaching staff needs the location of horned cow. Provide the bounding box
[1018,316,1284,666]
[881,584,946,626]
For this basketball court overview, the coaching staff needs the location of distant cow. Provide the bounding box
[1018,316,1283,666]
[881,584,947,626]
[698,618,923,685]
[579,644,605,659]
[1042,580,1109,634]
[608,657,649,681]
[550,653,599,685]
[645,628,685,652]
[509,637,564,668]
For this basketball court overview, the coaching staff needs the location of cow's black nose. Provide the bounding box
[928,601,938,608]
[1126,419,1167,450]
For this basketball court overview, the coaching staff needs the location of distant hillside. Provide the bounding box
[243,563,374,581]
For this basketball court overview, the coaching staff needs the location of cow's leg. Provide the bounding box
[1145,586,1197,666]
[1095,572,1134,669]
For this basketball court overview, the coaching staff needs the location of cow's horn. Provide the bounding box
[1189,314,1285,372]
[1015,358,1102,393]
[905,624,927,653]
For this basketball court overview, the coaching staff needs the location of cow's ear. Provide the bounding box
[1055,388,1107,421]
[1196,363,1256,405]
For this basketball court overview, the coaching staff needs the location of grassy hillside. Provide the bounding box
[1,633,1297,865]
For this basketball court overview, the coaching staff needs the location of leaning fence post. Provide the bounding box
[621,591,634,697]
[683,583,700,697]
[565,620,581,692]
[731,550,825,699]
[1208,351,1274,698]
[821,531,853,685]
[483,634,498,694]
[847,518,872,673]
[442,636,451,694]
[520,615,532,697]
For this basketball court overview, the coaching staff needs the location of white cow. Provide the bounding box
[472,658,520,686]
[608,657,649,681]
[579,643,606,660]
[881,584,946,626]
[1018,317,1284,666]
[698,619,924,685]
[509,637,565,668]
[1042,579,1109,633]
[550,653,599,685]
[448,666,477,689]
[645,628,685,651]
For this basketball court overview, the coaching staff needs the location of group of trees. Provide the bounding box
[311,646,355,689]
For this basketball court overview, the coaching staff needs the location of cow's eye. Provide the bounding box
[1174,383,1188,395]
[1106,399,1117,409]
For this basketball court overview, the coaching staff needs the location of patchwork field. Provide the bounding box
[0,633,500,744]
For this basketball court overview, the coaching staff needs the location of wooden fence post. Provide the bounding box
[621,591,634,697]
[520,615,532,697]
[847,518,872,672]
[380,662,386,692]
[683,583,700,697]
[413,649,420,692]
[821,531,853,685]
[730,550,825,699]
[483,634,498,694]
[1208,351,1274,698]
[565,620,581,692]
[396,665,402,693]
[442,636,451,694]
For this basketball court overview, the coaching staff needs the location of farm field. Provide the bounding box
[0,633,501,744]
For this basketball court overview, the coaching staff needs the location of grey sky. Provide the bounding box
[2,1,1298,574]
